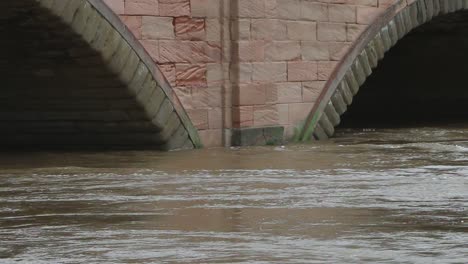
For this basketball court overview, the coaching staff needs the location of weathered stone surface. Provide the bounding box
[319,114,334,137]
[108,40,131,74]
[231,126,284,146]
[163,124,191,150]
[128,62,150,95]
[152,98,174,128]
[251,19,287,40]
[365,41,378,69]
[352,59,366,86]
[417,0,428,24]
[142,16,174,40]
[287,61,318,81]
[394,13,406,39]
[325,102,340,127]
[175,17,205,40]
[387,20,398,47]
[125,0,159,16]
[61,0,82,23]
[338,79,353,105]
[409,2,420,28]
[331,90,347,115]
[286,21,317,41]
[358,50,372,77]
[317,23,347,42]
[345,71,359,96]
[379,26,391,53]
[425,0,434,20]
[82,8,101,42]
[313,123,328,140]
[71,1,93,35]
[159,0,190,17]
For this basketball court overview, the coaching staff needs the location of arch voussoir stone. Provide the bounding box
[299,0,468,142]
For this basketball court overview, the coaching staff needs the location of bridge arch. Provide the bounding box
[299,0,468,141]
[0,0,201,150]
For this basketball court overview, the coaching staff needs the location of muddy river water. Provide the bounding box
[0,127,467,263]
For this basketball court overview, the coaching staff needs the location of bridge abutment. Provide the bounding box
[105,0,390,147]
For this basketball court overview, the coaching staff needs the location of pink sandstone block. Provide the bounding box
[192,87,222,108]
[233,106,254,128]
[206,63,224,84]
[206,19,222,41]
[276,82,302,103]
[301,41,329,61]
[329,42,350,61]
[159,0,191,17]
[173,86,192,108]
[318,61,337,81]
[253,105,279,126]
[252,62,287,82]
[276,0,301,20]
[317,22,347,42]
[238,0,265,18]
[277,104,289,125]
[235,41,265,62]
[251,19,287,40]
[159,41,219,63]
[176,64,207,87]
[208,107,223,129]
[329,4,356,23]
[288,102,313,124]
[142,16,174,40]
[175,17,206,40]
[302,81,325,102]
[357,6,383,24]
[286,21,317,41]
[141,40,159,61]
[301,1,328,21]
[288,61,318,82]
[198,129,223,147]
[347,24,367,41]
[191,0,221,18]
[187,109,209,130]
[236,83,267,106]
[264,41,301,61]
[158,63,176,87]
[120,15,142,39]
[124,0,159,15]
[104,0,124,14]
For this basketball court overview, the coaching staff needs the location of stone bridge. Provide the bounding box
[3,0,468,149]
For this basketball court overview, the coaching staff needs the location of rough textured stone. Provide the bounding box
[324,102,340,127]
[319,114,334,137]
[331,90,347,115]
[345,70,359,95]
[313,123,328,140]
[232,126,284,146]
[339,81,353,106]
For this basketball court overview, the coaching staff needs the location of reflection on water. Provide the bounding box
[0,127,467,263]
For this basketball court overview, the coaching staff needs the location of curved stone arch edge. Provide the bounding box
[88,0,203,149]
[41,0,203,149]
[298,0,468,142]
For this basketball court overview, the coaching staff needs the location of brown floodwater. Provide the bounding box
[0,127,467,263]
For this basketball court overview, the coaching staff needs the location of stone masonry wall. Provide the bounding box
[103,0,230,147]
[102,0,400,146]
[230,0,396,139]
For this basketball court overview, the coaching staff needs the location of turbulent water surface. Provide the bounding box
[0,127,467,263]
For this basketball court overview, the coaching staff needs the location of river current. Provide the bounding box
[0,127,467,263]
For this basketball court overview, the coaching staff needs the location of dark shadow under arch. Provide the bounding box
[0,0,201,150]
[299,0,468,141]
[340,10,468,128]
